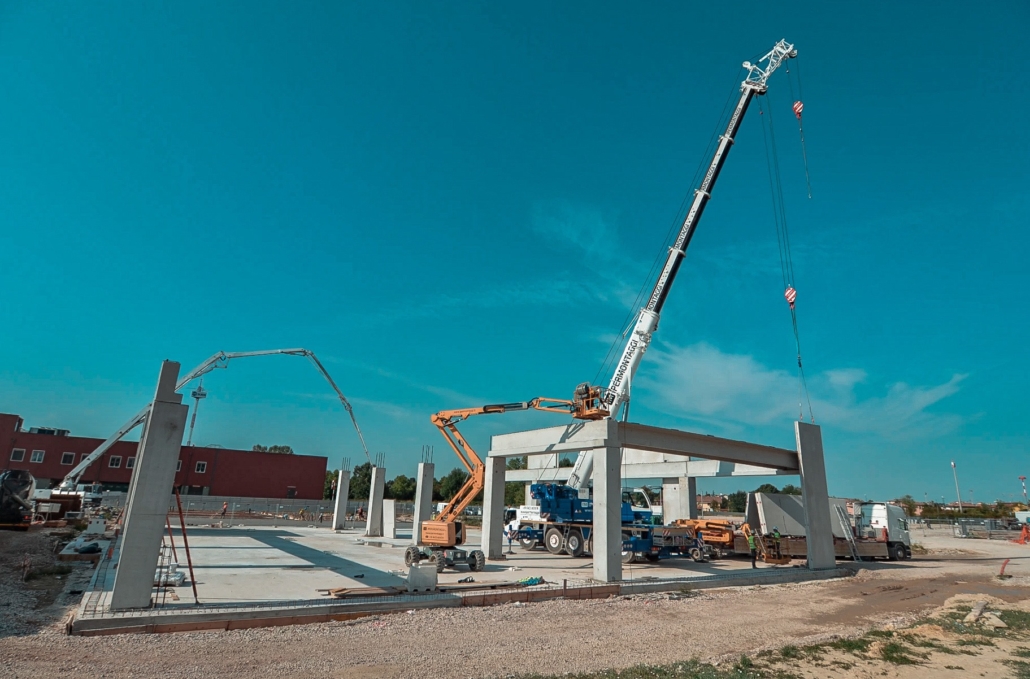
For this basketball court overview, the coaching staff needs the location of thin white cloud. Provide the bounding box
[638,341,966,439]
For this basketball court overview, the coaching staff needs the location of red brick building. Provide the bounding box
[0,413,326,499]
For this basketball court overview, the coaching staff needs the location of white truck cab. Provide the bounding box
[855,502,911,560]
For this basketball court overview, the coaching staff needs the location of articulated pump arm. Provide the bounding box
[430,398,575,524]
[564,40,797,491]
[59,348,370,491]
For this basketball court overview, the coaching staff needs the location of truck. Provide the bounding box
[514,483,705,563]
[854,502,912,560]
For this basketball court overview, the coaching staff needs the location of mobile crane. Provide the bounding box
[57,348,369,494]
[561,39,799,491]
[405,396,584,572]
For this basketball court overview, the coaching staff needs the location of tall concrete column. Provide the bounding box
[661,476,698,523]
[365,465,386,537]
[481,456,506,560]
[796,422,835,570]
[331,470,351,530]
[592,445,622,582]
[111,361,189,610]
[411,462,435,544]
[524,483,535,507]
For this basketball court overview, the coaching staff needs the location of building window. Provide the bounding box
[195,461,207,474]
[109,456,122,468]
[80,453,89,462]
[126,457,135,469]
[30,450,45,463]
[10,449,25,462]
[61,452,75,465]
[176,460,182,472]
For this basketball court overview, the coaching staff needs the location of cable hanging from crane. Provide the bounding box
[757,95,815,424]
[785,56,812,199]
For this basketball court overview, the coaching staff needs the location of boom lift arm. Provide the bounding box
[58,348,370,492]
[564,40,797,491]
[420,397,575,549]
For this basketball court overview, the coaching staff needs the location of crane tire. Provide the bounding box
[403,546,421,567]
[565,529,585,557]
[468,550,486,571]
[519,538,538,551]
[544,528,565,554]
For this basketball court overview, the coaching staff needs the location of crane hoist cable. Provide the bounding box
[785,56,813,199]
[757,95,815,424]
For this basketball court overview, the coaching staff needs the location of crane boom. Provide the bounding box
[58,348,370,491]
[565,40,797,491]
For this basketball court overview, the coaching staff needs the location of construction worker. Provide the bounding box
[772,527,781,558]
[747,531,758,568]
[220,501,228,517]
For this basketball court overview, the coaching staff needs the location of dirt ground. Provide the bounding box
[2,527,1029,679]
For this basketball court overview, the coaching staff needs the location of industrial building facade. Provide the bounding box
[0,413,327,499]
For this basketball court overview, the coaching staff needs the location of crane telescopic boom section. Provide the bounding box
[564,40,797,491]
[58,348,370,492]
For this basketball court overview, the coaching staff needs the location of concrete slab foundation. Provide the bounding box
[411,462,434,544]
[331,470,351,531]
[110,361,189,610]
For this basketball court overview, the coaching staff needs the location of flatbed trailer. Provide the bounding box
[516,518,707,563]
[730,535,906,560]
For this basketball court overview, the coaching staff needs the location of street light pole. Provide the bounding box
[951,461,964,513]
[1020,476,1028,506]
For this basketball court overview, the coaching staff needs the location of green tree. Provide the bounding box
[252,445,294,455]
[753,483,780,494]
[324,470,339,500]
[349,462,372,500]
[727,490,747,513]
[894,495,918,516]
[504,457,528,507]
[438,467,469,501]
[558,455,574,468]
[780,484,802,496]
[387,474,418,501]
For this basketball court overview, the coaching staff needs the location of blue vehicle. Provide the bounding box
[514,483,699,562]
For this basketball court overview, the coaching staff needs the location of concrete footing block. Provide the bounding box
[406,564,438,592]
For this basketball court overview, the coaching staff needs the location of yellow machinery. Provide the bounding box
[670,518,736,555]
[405,398,578,572]
[740,523,791,565]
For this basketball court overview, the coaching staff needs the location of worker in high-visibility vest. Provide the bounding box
[747,532,757,569]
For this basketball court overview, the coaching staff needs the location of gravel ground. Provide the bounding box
[2,530,1029,679]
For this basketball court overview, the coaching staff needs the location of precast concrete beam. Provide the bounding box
[504,459,795,483]
[110,361,189,610]
[411,462,434,544]
[331,470,350,530]
[481,456,506,560]
[796,422,835,570]
[618,424,799,471]
[365,466,386,537]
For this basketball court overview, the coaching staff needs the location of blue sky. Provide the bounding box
[1,2,1027,504]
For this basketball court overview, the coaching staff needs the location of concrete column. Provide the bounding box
[524,483,535,507]
[365,466,386,537]
[412,462,435,544]
[592,445,622,582]
[110,361,189,610]
[796,422,835,570]
[331,470,351,530]
[687,476,698,519]
[661,476,698,523]
[383,499,396,538]
[481,456,506,560]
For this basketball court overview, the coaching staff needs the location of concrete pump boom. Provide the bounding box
[564,40,797,491]
[58,348,370,492]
